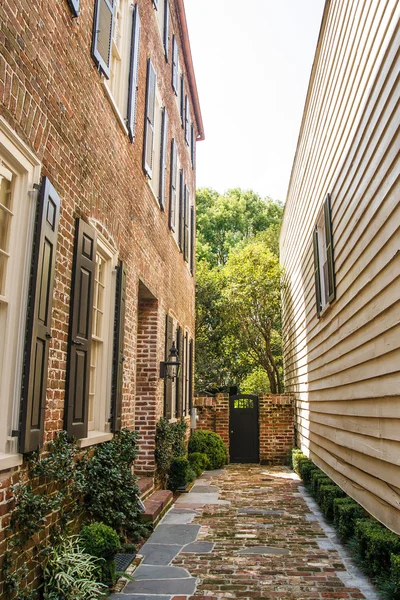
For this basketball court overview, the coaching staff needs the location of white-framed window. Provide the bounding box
[313,194,336,317]
[0,118,41,464]
[149,88,163,198]
[88,235,118,434]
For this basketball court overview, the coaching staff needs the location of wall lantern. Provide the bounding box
[160,341,181,381]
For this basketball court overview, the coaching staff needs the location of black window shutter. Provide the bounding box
[324,193,336,304]
[190,123,195,168]
[313,227,322,318]
[183,185,189,262]
[184,96,190,144]
[172,36,179,94]
[184,332,189,415]
[180,75,185,127]
[91,0,114,79]
[20,177,61,453]
[163,0,169,61]
[164,314,173,419]
[67,0,79,17]
[127,4,141,142]
[178,169,184,251]
[159,106,168,210]
[190,205,195,275]
[65,219,97,440]
[180,330,185,416]
[111,261,126,432]
[143,59,157,178]
[152,0,158,8]
[169,138,177,231]
[188,338,193,412]
[175,325,183,418]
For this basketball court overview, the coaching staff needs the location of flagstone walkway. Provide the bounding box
[111,464,379,600]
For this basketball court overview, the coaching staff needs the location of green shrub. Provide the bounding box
[333,497,367,540]
[310,471,331,496]
[298,459,320,485]
[155,418,188,485]
[79,522,120,585]
[355,519,400,578]
[389,554,400,598]
[188,430,227,470]
[290,448,304,474]
[316,484,346,520]
[43,536,106,600]
[168,457,195,491]
[188,452,210,476]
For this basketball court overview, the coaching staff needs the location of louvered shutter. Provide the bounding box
[67,0,79,17]
[313,228,322,318]
[180,330,185,416]
[163,0,169,61]
[183,185,189,262]
[184,332,189,415]
[175,325,183,418]
[324,194,336,304]
[65,219,97,439]
[180,75,185,127]
[164,314,173,419]
[92,0,114,79]
[178,169,184,252]
[184,96,190,144]
[188,338,193,412]
[20,178,61,453]
[111,261,126,432]
[169,139,177,231]
[172,36,178,94]
[190,123,195,168]
[143,60,157,178]
[127,4,141,142]
[159,107,168,210]
[190,205,195,275]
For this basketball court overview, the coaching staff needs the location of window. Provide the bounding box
[190,123,195,168]
[155,0,169,59]
[169,138,178,231]
[0,119,41,464]
[172,35,179,94]
[313,194,335,317]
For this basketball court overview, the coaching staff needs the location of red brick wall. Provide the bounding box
[259,394,295,465]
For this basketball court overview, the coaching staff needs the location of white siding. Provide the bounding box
[280,0,400,534]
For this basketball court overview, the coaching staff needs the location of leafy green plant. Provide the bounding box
[316,484,346,520]
[79,523,121,585]
[290,448,304,474]
[333,497,367,540]
[188,430,227,469]
[168,457,195,491]
[310,471,331,497]
[298,458,320,485]
[43,536,106,600]
[354,519,400,578]
[81,429,140,541]
[188,452,210,476]
[155,418,188,485]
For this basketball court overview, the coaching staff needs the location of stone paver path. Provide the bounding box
[112,465,379,600]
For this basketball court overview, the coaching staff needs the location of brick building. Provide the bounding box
[0,0,203,509]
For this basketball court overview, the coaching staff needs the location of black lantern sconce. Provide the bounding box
[160,341,181,381]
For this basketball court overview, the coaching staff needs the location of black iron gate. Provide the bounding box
[229,394,259,463]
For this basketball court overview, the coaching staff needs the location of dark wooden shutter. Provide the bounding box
[313,227,322,318]
[169,138,177,231]
[180,330,185,415]
[127,4,141,142]
[184,96,190,144]
[111,261,126,432]
[184,332,189,415]
[92,0,114,79]
[172,36,179,94]
[65,219,97,439]
[159,106,168,210]
[178,169,184,252]
[180,75,185,127]
[143,59,157,178]
[20,177,61,453]
[164,314,173,419]
[188,338,193,412]
[175,325,183,418]
[324,193,336,304]
[163,0,169,61]
[190,205,195,275]
[190,123,195,168]
[67,0,79,17]
[183,185,189,262]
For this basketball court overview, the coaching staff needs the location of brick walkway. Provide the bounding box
[112,464,378,600]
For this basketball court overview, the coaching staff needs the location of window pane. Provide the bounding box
[0,254,7,296]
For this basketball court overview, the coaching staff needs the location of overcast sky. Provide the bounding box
[184,0,325,203]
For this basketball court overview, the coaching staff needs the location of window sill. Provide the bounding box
[0,452,23,471]
[77,431,113,449]
[101,80,129,138]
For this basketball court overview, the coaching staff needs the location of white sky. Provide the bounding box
[184,0,326,203]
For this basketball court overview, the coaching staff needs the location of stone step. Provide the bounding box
[141,490,173,523]
[137,477,154,500]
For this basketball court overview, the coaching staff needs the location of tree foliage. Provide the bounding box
[195,188,283,393]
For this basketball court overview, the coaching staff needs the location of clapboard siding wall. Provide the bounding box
[280,0,400,534]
